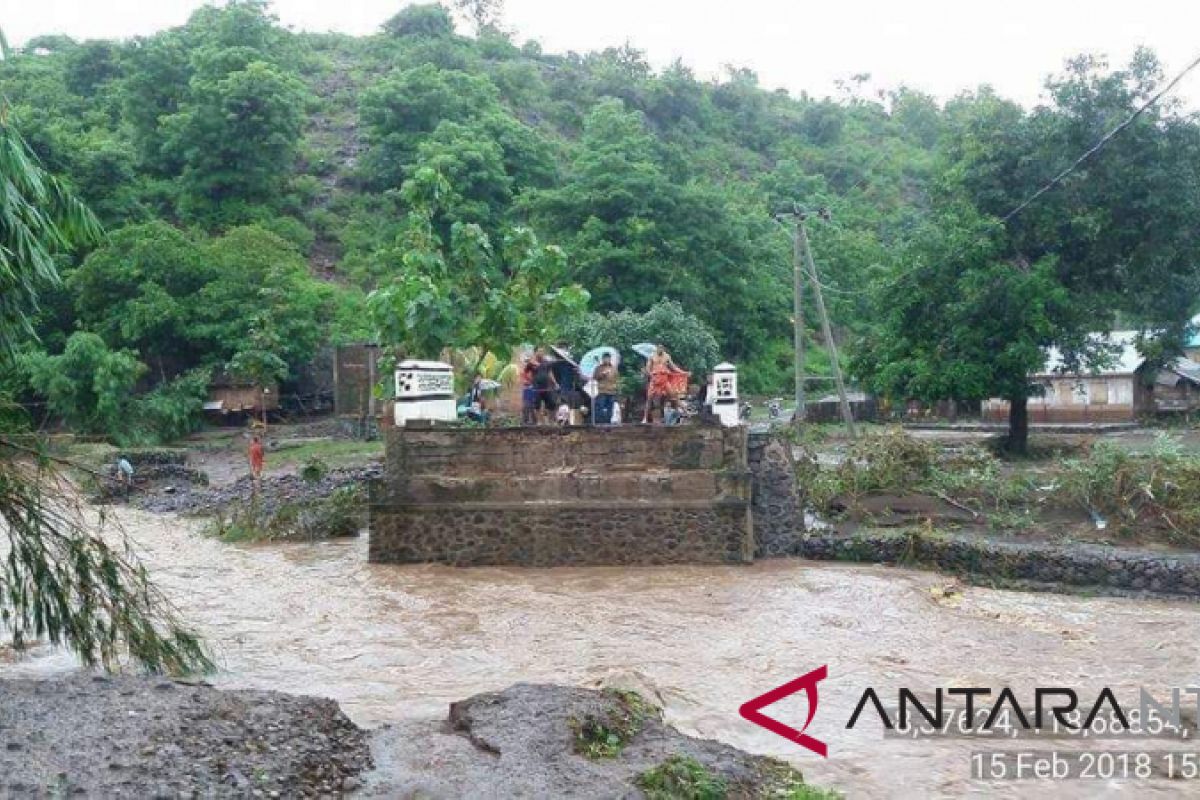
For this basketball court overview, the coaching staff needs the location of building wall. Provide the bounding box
[334,344,380,419]
[209,384,279,413]
[369,424,754,566]
[983,375,1138,423]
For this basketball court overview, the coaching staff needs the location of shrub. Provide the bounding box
[568,689,657,759]
[131,368,210,444]
[636,756,728,800]
[300,455,330,484]
[1053,434,1200,541]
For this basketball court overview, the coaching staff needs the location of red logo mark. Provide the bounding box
[739,665,829,757]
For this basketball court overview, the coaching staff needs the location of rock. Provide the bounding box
[0,675,372,798]
[363,683,816,798]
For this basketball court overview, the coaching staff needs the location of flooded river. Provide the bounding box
[6,509,1200,798]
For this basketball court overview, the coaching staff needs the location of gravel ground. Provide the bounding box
[133,466,381,516]
[0,675,371,798]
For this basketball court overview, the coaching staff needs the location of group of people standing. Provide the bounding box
[518,344,688,426]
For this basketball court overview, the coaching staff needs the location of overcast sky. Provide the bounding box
[8,0,1200,110]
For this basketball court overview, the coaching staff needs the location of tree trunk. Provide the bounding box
[1006,395,1028,456]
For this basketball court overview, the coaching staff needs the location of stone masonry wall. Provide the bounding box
[369,424,753,566]
[747,433,803,558]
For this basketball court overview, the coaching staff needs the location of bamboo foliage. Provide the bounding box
[0,448,212,672]
[0,106,210,673]
[0,115,103,355]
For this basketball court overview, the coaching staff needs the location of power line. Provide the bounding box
[1001,51,1200,224]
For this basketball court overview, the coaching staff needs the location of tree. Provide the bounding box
[69,221,211,375]
[167,57,307,221]
[0,111,210,673]
[197,225,334,372]
[24,332,145,435]
[383,3,457,38]
[359,64,502,189]
[523,99,786,365]
[366,169,589,366]
[881,50,1200,451]
[853,209,1097,454]
[227,313,289,425]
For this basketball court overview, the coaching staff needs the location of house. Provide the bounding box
[204,370,280,419]
[982,331,1200,423]
[1153,357,1200,413]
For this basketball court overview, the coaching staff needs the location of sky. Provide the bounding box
[7,0,1200,110]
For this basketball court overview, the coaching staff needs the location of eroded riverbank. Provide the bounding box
[6,509,1200,798]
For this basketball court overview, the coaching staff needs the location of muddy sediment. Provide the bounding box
[0,675,370,798]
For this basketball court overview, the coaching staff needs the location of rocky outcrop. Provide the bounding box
[0,675,370,798]
[361,683,817,798]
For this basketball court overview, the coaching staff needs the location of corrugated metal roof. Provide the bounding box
[1168,357,1200,383]
[1038,331,1144,376]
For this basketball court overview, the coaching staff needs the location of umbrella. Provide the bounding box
[632,342,657,359]
[579,346,620,378]
[549,345,578,367]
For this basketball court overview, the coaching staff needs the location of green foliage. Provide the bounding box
[562,298,721,377]
[367,171,589,360]
[69,221,209,370]
[71,222,333,377]
[131,367,210,443]
[569,689,657,760]
[24,332,145,435]
[1054,434,1200,541]
[0,116,102,355]
[383,4,457,38]
[227,312,289,388]
[636,756,728,800]
[299,455,329,484]
[168,58,308,222]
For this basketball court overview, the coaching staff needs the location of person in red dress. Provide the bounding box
[248,435,265,484]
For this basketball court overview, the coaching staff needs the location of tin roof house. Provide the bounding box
[983,331,1200,423]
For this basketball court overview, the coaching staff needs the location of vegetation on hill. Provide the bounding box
[3,1,1199,450]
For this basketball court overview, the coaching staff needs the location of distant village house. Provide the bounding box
[983,331,1200,423]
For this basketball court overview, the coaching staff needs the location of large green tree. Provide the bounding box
[366,168,589,363]
[857,53,1200,452]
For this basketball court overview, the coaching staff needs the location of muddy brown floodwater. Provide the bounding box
[6,509,1200,799]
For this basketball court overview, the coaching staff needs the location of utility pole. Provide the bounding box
[795,212,858,438]
[791,221,806,421]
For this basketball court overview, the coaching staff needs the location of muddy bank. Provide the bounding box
[0,674,369,798]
